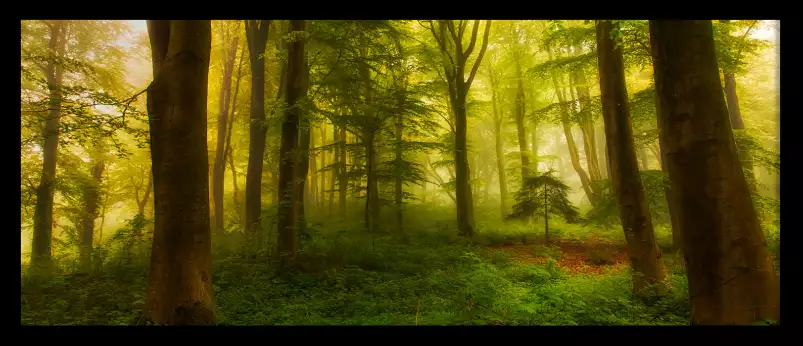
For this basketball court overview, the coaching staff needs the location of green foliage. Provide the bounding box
[507,170,579,223]
[585,170,670,228]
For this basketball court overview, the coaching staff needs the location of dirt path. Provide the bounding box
[490,239,631,275]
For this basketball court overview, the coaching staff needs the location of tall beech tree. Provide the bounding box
[244,20,271,237]
[144,20,215,325]
[424,20,492,237]
[649,20,779,324]
[596,20,667,295]
[276,20,307,268]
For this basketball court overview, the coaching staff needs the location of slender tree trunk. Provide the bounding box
[320,124,327,211]
[639,147,649,170]
[296,58,312,237]
[548,48,597,203]
[515,60,530,181]
[488,67,508,218]
[338,126,348,216]
[597,120,608,179]
[330,124,338,215]
[79,158,105,273]
[244,20,271,238]
[395,112,404,231]
[365,131,380,232]
[277,20,306,268]
[649,20,779,324]
[544,185,549,244]
[597,20,668,295]
[138,173,152,215]
[308,123,317,213]
[721,20,756,193]
[531,126,538,171]
[31,20,68,272]
[228,149,239,218]
[213,35,239,236]
[144,20,214,325]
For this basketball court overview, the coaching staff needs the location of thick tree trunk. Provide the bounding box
[277,20,306,268]
[31,20,68,272]
[79,158,105,273]
[597,20,668,295]
[212,35,239,236]
[144,20,214,325]
[244,20,271,237]
[649,20,779,324]
[296,58,312,237]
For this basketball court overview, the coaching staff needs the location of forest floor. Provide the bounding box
[21,216,698,325]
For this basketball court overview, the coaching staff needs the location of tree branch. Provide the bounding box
[465,20,492,90]
[463,20,481,62]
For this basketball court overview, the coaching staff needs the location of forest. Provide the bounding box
[20,19,780,326]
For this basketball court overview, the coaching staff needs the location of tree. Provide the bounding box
[649,20,779,324]
[506,170,578,244]
[424,20,492,237]
[277,20,307,268]
[596,20,667,295]
[212,22,240,236]
[244,20,272,237]
[30,20,69,273]
[144,20,214,325]
[78,145,106,273]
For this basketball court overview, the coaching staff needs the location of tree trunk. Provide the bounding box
[212,35,239,236]
[31,20,68,273]
[330,124,338,215]
[544,185,549,244]
[597,120,608,179]
[320,123,327,211]
[338,126,348,216]
[649,20,779,324]
[308,123,316,213]
[639,147,649,171]
[597,20,668,295]
[79,158,105,273]
[365,131,380,232]
[531,126,538,171]
[515,60,530,181]
[489,67,508,218]
[454,90,475,236]
[138,172,152,215]
[296,58,312,238]
[144,20,214,325]
[277,20,306,268]
[548,48,597,204]
[395,112,404,231]
[244,20,271,237]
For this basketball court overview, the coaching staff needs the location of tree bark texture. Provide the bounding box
[649,20,779,324]
[144,20,214,325]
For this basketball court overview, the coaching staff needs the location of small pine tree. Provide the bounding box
[506,169,579,243]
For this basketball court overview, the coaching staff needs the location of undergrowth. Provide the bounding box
[21,209,693,325]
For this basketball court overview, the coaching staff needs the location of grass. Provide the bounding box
[21,205,697,325]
